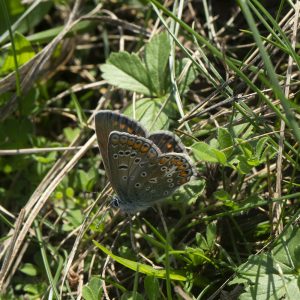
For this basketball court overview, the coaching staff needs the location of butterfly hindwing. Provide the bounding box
[108,131,194,212]
[148,131,187,154]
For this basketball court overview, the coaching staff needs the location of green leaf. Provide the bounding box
[100,52,153,95]
[144,276,159,300]
[144,32,170,96]
[63,127,80,143]
[82,277,103,300]
[231,226,300,300]
[236,155,252,174]
[217,128,234,158]
[0,32,35,75]
[93,241,186,281]
[206,222,217,250]
[120,291,144,300]
[123,97,169,131]
[236,138,254,158]
[19,263,38,277]
[191,142,227,164]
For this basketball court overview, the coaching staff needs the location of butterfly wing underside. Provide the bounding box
[148,131,187,154]
[95,111,147,181]
[108,131,194,213]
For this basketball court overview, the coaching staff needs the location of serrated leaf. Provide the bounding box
[100,52,154,95]
[93,241,186,281]
[144,32,170,96]
[123,97,169,131]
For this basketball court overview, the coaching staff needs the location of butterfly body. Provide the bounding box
[95,110,195,213]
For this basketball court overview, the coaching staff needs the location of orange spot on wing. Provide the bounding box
[133,141,142,149]
[159,157,168,165]
[127,127,133,133]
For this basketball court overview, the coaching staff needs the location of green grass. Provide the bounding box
[0,0,300,299]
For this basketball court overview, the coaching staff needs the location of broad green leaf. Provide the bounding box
[63,127,80,143]
[121,291,144,300]
[144,276,159,300]
[20,263,38,276]
[217,128,234,158]
[236,155,252,174]
[100,52,153,95]
[168,179,205,206]
[123,97,169,131]
[231,226,300,300]
[1,32,35,75]
[144,32,170,96]
[191,142,227,164]
[236,138,254,158]
[93,241,186,281]
[82,277,103,300]
[206,222,217,250]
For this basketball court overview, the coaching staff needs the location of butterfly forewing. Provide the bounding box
[95,111,147,182]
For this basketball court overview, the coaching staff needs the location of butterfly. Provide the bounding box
[94,110,195,213]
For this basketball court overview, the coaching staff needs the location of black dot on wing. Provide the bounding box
[134,158,141,163]
[118,164,128,170]
[130,151,137,157]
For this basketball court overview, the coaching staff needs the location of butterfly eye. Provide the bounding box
[113,154,118,159]
[134,157,141,164]
[135,183,141,188]
[141,172,147,177]
[161,166,168,171]
[118,150,124,156]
